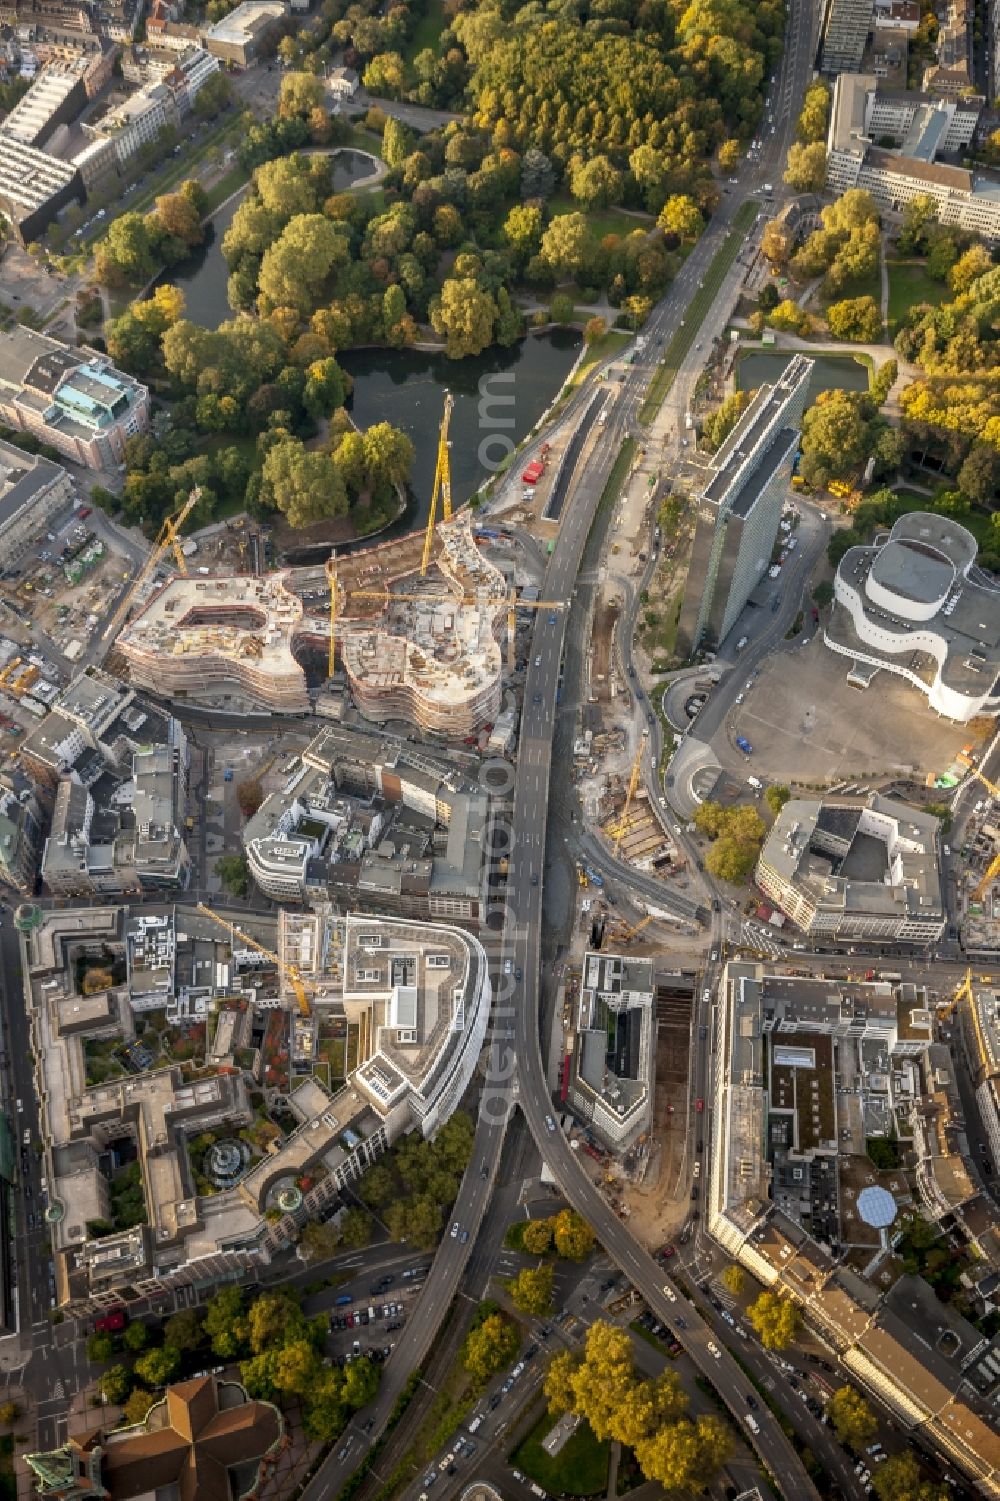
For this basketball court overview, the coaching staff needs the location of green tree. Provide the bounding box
[204,1286,250,1360]
[657,194,703,241]
[958,444,998,504]
[122,1389,154,1426]
[783,141,827,192]
[430,277,498,359]
[95,213,156,287]
[503,203,543,258]
[342,1355,380,1409]
[948,243,993,295]
[215,854,249,898]
[384,1193,441,1250]
[134,1345,180,1388]
[0,1401,20,1427]
[340,1207,373,1248]
[746,1291,801,1350]
[359,1162,394,1208]
[550,292,575,324]
[583,315,607,345]
[278,70,325,119]
[87,1332,115,1364]
[796,81,831,144]
[363,51,407,97]
[826,295,882,342]
[248,1291,303,1355]
[102,1365,132,1405]
[871,358,897,409]
[381,116,411,168]
[522,1218,554,1254]
[521,147,555,200]
[764,784,792,816]
[702,390,751,451]
[827,1385,878,1448]
[800,390,878,487]
[462,1312,519,1385]
[123,1321,149,1353]
[298,1219,342,1262]
[873,1451,948,1501]
[569,154,624,210]
[262,438,347,528]
[302,357,349,420]
[163,1308,203,1352]
[257,214,350,316]
[721,1263,746,1296]
[508,1263,555,1315]
[362,422,415,490]
[539,212,593,280]
[552,1208,595,1261]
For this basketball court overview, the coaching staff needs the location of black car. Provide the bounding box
[746,1395,758,1410]
[515,967,522,981]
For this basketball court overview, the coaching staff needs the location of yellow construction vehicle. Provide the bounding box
[103,488,201,649]
[619,914,652,943]
[972,851,1000,904]
[606,730,649,857]
[196,901,311,1016]
[421,392,454,576]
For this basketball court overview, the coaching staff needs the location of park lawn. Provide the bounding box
[891,488,996,552]
[639,197,757,424]
[548,193,651,240]
[887,258,947,335]
[512,1412,610,1496]
[407,0,446,60]
[204,163,250,213]
[567,328,633,389]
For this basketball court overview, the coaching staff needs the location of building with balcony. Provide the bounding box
[755,793,946,944]
[822,0,874,72]
[824,512,1000,721]
[676,355,812,655]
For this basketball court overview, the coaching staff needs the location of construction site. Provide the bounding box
[106,399,562,737]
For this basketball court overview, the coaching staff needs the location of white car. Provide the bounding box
[707,1342,722,1359]
[450,1222,460,1239]
[662,1285,677,1303]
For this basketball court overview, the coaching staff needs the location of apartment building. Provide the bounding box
[0,329,148,469]
[677,355,812,655]
[0,440,76,564]
[756,794,946,943]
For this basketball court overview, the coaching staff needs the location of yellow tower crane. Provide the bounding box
[973,851,1000,904]
[102,488,201,649]
[196,902,311,1016]
[969,765,1000,800]
[938,967,973,1021]
[421,391,454,576]
[606,729,649,858]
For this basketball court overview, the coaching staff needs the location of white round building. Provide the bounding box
[824,511,1000,723]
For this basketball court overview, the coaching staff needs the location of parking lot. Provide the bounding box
[722,636,968,786]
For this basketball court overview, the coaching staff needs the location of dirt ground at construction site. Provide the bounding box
[621,976,695,1247]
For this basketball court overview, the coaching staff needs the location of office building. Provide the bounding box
[709,959,1000,1497]
[202,0,287,65]
[0,783,43,893]
[0,66,87,148]
[756,793,947,943]
[84,80,180,167]
[825,511,1000,721]
[827,73,1000,236]
[822,0,874,73]
[21,901,491,1315]
[0,440,76,564]
[677,354,812,655]
[0,135,82,246]
[0,329,149,470]
[566,950,655,1149]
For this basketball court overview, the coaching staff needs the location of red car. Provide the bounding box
[659,1244,675,1259]
[77,506,92,519]
[695,1098,704,1113]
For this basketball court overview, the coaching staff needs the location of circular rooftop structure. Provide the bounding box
[867,538,955,620]
[14,903,44,933]
[857,1184,898,1229]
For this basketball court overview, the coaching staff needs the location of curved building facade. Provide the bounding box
[825,512,1000,722]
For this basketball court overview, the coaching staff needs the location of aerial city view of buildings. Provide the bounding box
[2,0,1000,1495]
